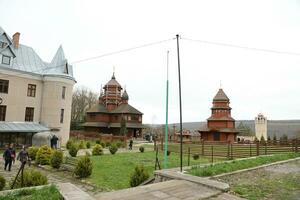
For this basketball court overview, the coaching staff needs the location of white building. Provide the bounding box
[0,27,75,146]
[255,113,267,141]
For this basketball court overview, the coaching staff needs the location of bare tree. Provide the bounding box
[71,86,98,128]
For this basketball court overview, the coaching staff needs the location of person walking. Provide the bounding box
[129,139,133,150]
[3,144,13,171]
[11,144,16,164]
[17,146,30,167]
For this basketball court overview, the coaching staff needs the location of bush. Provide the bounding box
[193,154,200,160]
[28,146,39,160]
[78,140,86,149]
[50,150,63,169]
[66,140,73,150]
[130,165,149,187]
[167,151,171,156]
[0,175,5,191]
[36,145,53,165]
[115,141,123,148]
[69,144,79,157]
[109,144,118,155]
[105,141,111,147]
[92,144,103,156]
[100,141,106,148]
[74,155,93,178]
[10,169,48,188]
[86,142,91,149]
[96,140,101,144]
[139,146,145,153]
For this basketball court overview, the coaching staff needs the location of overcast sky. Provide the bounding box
[1,0,300,124]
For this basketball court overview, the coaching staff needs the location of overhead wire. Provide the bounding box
[181,37,300,56]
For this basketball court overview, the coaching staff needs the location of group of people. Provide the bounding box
[2,144,30,171]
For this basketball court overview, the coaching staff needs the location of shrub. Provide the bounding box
[74,155,93,178]
[69,144,79,157]
[115,141,123,148]
[86,142,91,149]
[50,150,63,169]
[193,154,200,160]
[96,140,101,144]
[78,140,85,149]
[92,144,103,156]
[100,141,106,148]
[28,146,39,160]
[109,144,118,155]
[66,140,73,150]
[36,145,53,165]
[139,146,145,153]
[130,165,149,187]
[105,141,111,147]
[10,169,48,188]
[167,151,171,156]
[0,175,5,191]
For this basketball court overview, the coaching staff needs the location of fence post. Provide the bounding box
[265,142,267,155]
[256,141,259,156]
[250,143,252,157]
[188,147,190,166]
[227,142,230,159]
[231,143,233,159]
[201,140,204,156]
[211,145,214,163]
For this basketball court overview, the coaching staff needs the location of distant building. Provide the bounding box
[83,73,143,137]
[198,88,239,143]
[255,113,267,140]
[0,27,76,147]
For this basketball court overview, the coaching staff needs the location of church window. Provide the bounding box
[2,55,10,65]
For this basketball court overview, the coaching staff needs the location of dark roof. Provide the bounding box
[213,88,229,101]
[110,103,143,115]
[198,127,239,133]
[83,122,144,129]
[104,73,122,88]
[86,103,108,113]
[207,116,235,121]
[122,90,129,100]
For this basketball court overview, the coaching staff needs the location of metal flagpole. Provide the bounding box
[176,34,183,172]
[164,51,170,169]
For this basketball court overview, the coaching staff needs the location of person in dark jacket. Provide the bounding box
[129,139,133,150]
[17,146,30,166]
[3,144,13,171]
[10,143,16,164]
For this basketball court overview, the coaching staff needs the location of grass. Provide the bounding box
[87,150,218,190]
[0,185,63,200]
[189,153,300,177]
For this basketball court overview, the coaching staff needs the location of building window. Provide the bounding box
[0,105,6,121]
[27,84,36,97]
[60,109,64,123]
[2,55,11,65]
[0,79,9,93]
[213,132,220,141]
[25,107,34,122]
[64,63,69,74]
[62,86,66,99]
[127,115,131,121]
[0,42,7,48]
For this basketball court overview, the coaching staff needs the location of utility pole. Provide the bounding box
[164,51,169,169]
[176,34,183,172]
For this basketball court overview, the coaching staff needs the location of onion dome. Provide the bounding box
[122,90,129,100]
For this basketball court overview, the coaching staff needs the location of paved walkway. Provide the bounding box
[94,179,227,200]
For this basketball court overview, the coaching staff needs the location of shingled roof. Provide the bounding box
[86,103,108,113]
[213,88,229,101]
[104,73,122,88]
[110,103,143,114]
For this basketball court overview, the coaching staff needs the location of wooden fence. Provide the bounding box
[163,140,299,163]
[70,131,127,143]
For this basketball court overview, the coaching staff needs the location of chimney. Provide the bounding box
[12,32,20,49]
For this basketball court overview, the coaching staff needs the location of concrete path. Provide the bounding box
[94,180,222,200]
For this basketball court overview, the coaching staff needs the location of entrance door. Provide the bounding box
[213,132,220,141]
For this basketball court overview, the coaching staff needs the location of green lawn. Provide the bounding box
[0,185,62,200]
[189,153,300,177]
[87,150,217,191]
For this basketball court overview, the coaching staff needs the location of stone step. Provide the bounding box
[94,180,222,200]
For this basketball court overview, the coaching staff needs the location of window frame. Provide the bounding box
[62,86,66,99]
[0,79,9,93]
[2,55,11,65]
[0,105,6,121]
[60,109,64,123]
[27,84,36,97]
[25,107,34,122]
